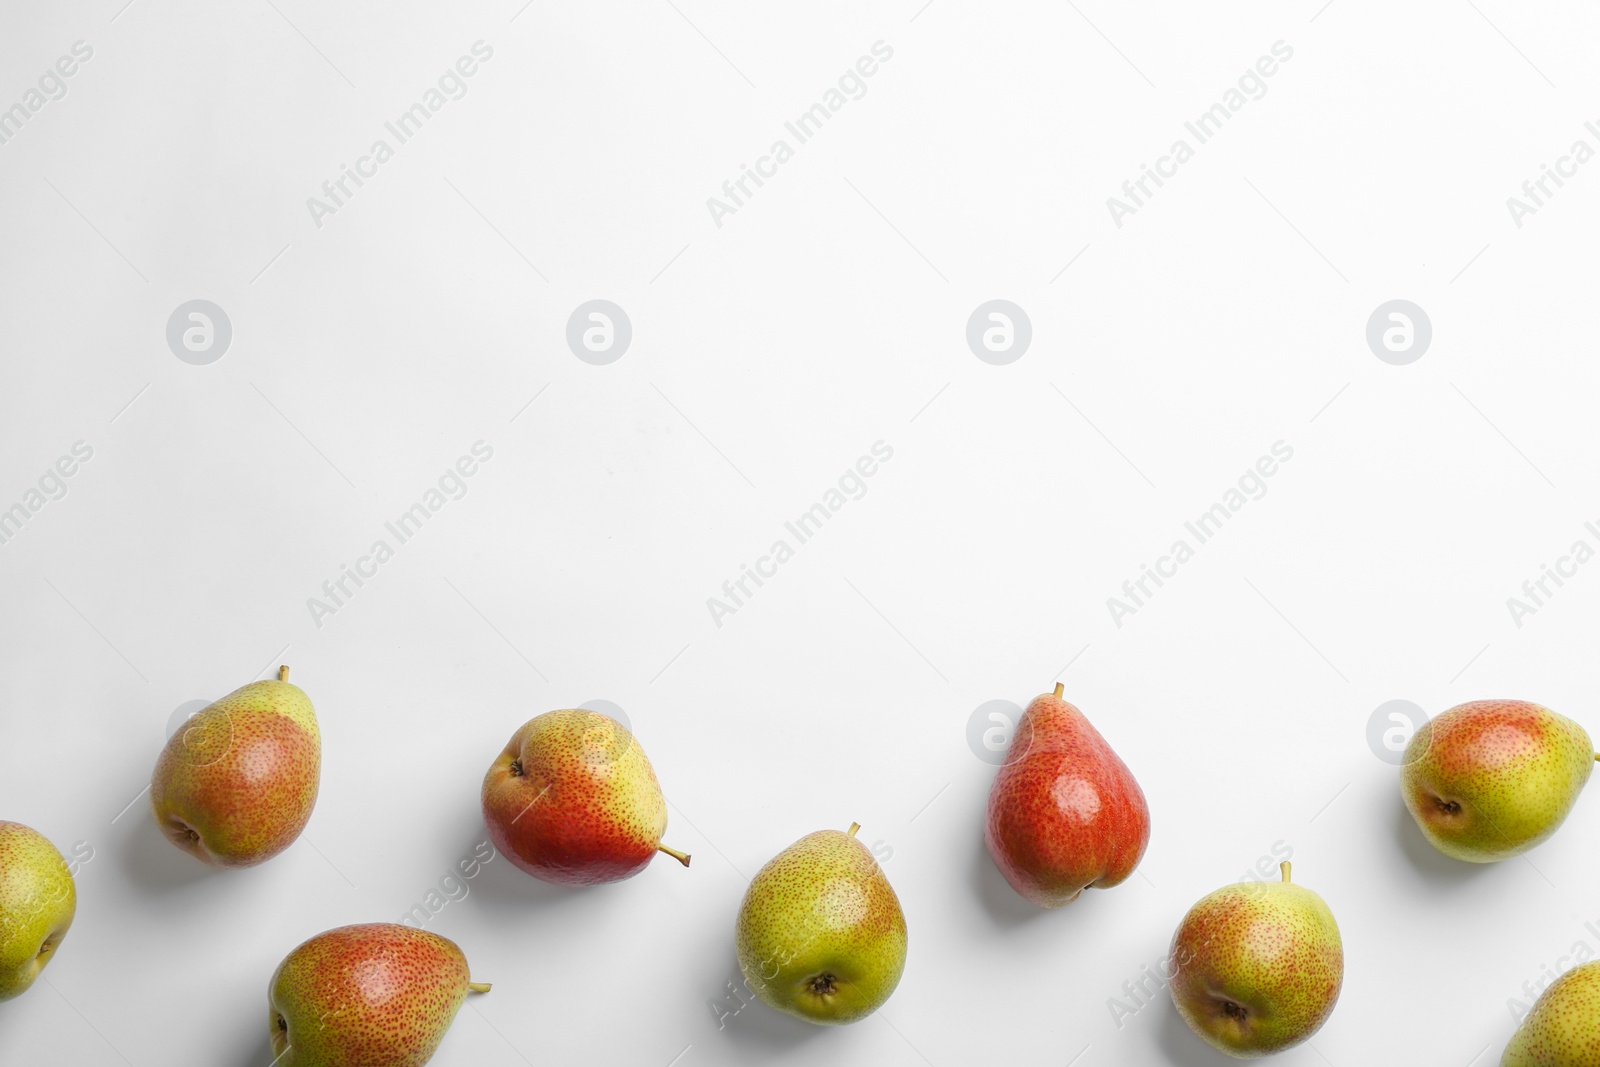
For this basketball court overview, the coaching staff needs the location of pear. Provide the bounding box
[1401,699,1595,862]
[1503,959,1600,1065]
[735,822,907,1026]
[1169,861,1343,1058]
[150,666,320,868]
[0,822,76,1001]
[268,923,488,1067]
[481,709,689,885]
[984,683,1151,907]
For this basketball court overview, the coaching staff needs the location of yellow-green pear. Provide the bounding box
[734,822,907,1026]
[1503,960,1600,1066]
[1169,862,1343,1058]
[150,666,320,868]
[0,821,76,1001]
[1402,699,1595,863]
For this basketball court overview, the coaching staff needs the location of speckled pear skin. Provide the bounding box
[268,923,488,1067]
[1401,700,1594,863]
[1169,864,1343,1059]
[150,667,320,869]
[734,825,907,1026]
[482,710,689,886]
[984,685,1151,907]
[1503,960,1600,1066]
[0,822,76,1002]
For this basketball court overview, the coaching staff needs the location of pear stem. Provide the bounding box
[1053,682,1064,698]
[277,665,290,682]
[657,843,692,867]
[1593,753,1599,762]
[847,822,861,838]
[468,982,491,994]
[1280,860,1292,884]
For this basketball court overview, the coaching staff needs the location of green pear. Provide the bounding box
[269,923,489,1067]
[1169,862,1343,1058]
[1503,959,1600,1065]
[0,822,76,1002]
[735,822,907,1026]
[150,666,320,868]
[1402,699,1595,863]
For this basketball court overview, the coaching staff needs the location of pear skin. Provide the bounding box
[481,710,689,886]
[984,684,1151,907]
[1401,700,1595,863]
[0,822,76,1002]
[1503,960,1600,1066]
[268,923,488,1067]
[150,666,320,868]
[735,823,907,1026]
[1169,862,1343,1059]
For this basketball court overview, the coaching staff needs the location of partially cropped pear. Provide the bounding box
[269,923,488,1067]
[984,683,1151,907]
[1402,699,1595,863]
[0,822,75,1002]
[150,666,320,868]
[735,822,907,1026]
[1503,959,1600,1066]
[482,709,689,885]
[1169,861,1343,1058]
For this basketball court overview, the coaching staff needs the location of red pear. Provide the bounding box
[268,923,488,1067]
[481,710,690,886]
[984,684,1151,907]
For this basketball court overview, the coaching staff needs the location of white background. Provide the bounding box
[2,1,1599,1064]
